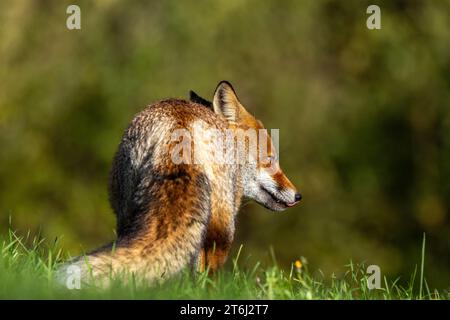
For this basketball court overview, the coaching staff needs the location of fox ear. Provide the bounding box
[213,81,240,123]
[189,90,213,109]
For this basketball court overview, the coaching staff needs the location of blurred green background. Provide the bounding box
[0,0,449,289]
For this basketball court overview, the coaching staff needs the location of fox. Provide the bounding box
[59,81,301,285]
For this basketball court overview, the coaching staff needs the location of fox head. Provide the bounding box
[191,81,301,211]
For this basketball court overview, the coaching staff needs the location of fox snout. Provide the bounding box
[273,170,301,204]
[288,191,302,206]
[255,169,301,212]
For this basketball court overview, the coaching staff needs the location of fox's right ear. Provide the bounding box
[213,81,241,124]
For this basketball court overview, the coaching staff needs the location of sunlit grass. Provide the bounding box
[0,229,447,300]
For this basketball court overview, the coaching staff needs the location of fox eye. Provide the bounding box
[265,155,276,164]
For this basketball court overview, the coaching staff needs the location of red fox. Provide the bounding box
[60,81,301,285]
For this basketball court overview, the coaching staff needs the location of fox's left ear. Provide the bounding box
[190,90,213,109]
[213,81,241,124]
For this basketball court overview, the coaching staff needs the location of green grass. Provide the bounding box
[0,229,447,300]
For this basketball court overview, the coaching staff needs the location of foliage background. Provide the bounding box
[0,0,449,289]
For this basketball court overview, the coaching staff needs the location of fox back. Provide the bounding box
[59,81,301,285]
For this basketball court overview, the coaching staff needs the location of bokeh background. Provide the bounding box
[1,0,449,289]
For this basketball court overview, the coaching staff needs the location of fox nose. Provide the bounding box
[295,193,302,202]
